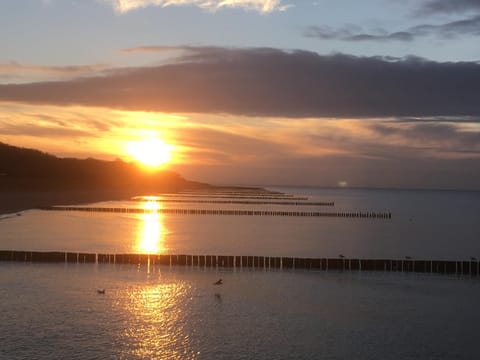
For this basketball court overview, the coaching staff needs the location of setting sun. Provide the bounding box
[126,138,173,168]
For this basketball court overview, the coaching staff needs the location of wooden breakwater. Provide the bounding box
[1,251,478,276]
[41,206,391,219]
[178,190,286,196]
[131,199,335,206]
[156,194,310,201]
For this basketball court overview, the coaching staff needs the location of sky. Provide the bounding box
[1,0,480,189]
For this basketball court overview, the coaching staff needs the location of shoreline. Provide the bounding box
[0,185,276,216]
[0,190,136,216]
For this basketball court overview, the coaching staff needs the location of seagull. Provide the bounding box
[405,256,412,260]
[96,289,106,294]
[213,278,223,285]
[339,254,345,258]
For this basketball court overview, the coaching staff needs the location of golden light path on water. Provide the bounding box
[120,199,197,358]
[134,199,168,254]
[114,282,197,358]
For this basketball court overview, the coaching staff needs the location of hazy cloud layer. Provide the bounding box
[174,118,480,189]
[305,16,480,42]
[367,122,480,155]
[1,47,480,118]
[102,0,289,13]
[2,102,479,189]
[0,62,108,83]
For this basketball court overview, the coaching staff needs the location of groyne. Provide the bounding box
[41,206,391,219]
[155,194,310,201]
[131,199,335,206]
[1,251,478,276]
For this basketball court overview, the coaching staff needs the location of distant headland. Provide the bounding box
[0,142,211,215]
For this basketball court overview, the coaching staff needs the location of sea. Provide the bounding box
[1,187,479,359]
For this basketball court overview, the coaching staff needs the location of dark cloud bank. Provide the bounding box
[1,47,480,118]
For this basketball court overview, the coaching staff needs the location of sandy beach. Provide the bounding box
[0,190,136,216]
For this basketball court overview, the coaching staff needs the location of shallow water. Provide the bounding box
[1,188,479,259]
[1,262,479,360]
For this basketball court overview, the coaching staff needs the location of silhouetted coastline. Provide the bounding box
[0,142,279,215]
[0,142,209,215]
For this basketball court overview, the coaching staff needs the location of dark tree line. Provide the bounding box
[0,142,203,192]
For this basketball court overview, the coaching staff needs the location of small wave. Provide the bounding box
[0,212,23,221]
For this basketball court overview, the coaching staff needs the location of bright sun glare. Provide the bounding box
[135,200,166,254]
[127,138,173,167]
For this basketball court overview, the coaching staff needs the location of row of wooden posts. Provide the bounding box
[42,206,392,219]
[178,191,291,196]
[131,199,335,206]
[158,194,310,201]
[1,251,478,276]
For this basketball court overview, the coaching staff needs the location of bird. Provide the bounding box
[470,257,477,261]
[213,278,223,285]
[96,289,105,294]
[339,254,345,258]
[405,256,412,260]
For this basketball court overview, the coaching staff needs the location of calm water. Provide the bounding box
[1,263,479,360]
[1,188,480,359]
[1,188,479,259]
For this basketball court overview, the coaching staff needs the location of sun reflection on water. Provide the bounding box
[134,200,168,254]
[116,282,198,359]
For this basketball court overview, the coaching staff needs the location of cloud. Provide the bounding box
[393,116,480,124]
[419,0,480,15]
[304,16,480,42]
[410,16,480,38]
[367,122,480,155]
[0,123,93,138]
[121,45,188,54]
[0,105,110,140]
[120,45,230,56]
[2,102,479,189]
[102,0,289,13]
[120,45,227,61]
[173,125,294,165]
[1,47,480,118]
[0,62,108,83]
[304,25,415,42]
